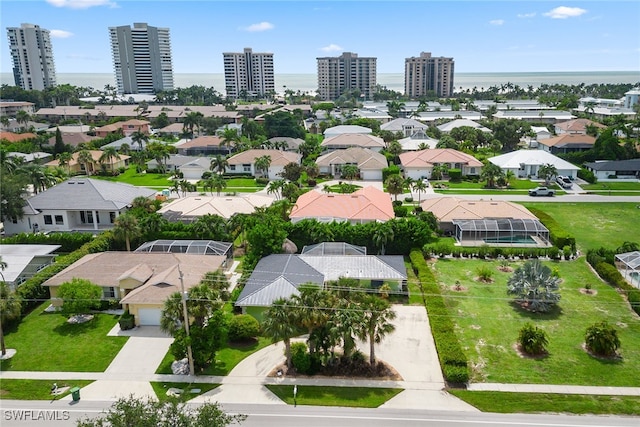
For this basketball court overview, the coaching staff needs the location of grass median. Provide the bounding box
[265,385,403,407]
[0,380,94,400]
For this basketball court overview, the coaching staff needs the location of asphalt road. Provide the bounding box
[1,400,638,427]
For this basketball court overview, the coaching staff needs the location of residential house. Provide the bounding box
[624,88,640,109]
[47,131,99,149]
[43,252,225,326]
[399,148,483,180]
[94,119,150,138]
[235,250,407,319]
[537,134,596,154]
[315,147,388,180]
[147,154,200,172]
[45,150,129,175]
[352,108,392,123]
[397,130,439,151]
[526,126,552,148]
[176,136,228,156]
[584,159,640,180]
[8,151,52,163]
[225,149,302,178]
[0,244,60,288]
[0,101,35,117]
[492,110,575,124]
[320,133,385,152]
[380,118,428,137]
[156,123,185,136]
[158,194,275,221]
[415,111,482,124]
[3,178,156,235]
[0,131,37,142]
[436,119,491,134]
[101,136,145,151]
[267,137,304,151]
[421,196,550,246]
[134,239,233,263]
[555,118,606,135]
[178,157,212,180]
[323,125,373,137]
[488,149,580,179]
[289,186,394,224]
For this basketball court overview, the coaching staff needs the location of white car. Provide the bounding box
[556,176,572,189]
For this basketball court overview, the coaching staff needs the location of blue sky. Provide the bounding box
[1,0,639,74]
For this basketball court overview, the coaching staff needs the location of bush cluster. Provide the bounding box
[422,242,553,260]
[586,249,640,316]
[410,249,469,384]
[2,231,95,253]
[577,167,597,184]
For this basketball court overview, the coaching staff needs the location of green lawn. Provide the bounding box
[449,391,640,415]
[520,202,639,251]
[92,166,173,188]
[434,258,640,386]
[155,336,272,375]
[265,385,403,408]
[0,303,128,372]
[0,380,94,400]
[435,189,532,195]
[582,182,640,191]
[150,382,219,403]
[431,179,541,190]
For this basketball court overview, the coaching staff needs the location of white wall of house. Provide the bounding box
[361,169,383,180]
[180,165,208,180]
[404,168,432,180]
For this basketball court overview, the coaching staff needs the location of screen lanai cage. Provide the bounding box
[615,251,640,289]
[134,240,233,260]
[451,218,551,246]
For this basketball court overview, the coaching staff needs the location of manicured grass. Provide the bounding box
[431,180,541,190]
[150,382,219,403]
[92,166,173,188]
[433,258,640,386]
[520,202,639,251]
[0,379,94,400]
[0,302,127,372]
[586,191,640,196]
[449,390,640,415]
[265,385,403,408]
[405,259,423,305]
[155,336,272,375]
[582,182,640,191]
[435,189,531,195]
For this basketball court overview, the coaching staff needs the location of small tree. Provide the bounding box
[385,174,405,202]
[228,314,260,342]
[57,278,102,317]
[585,321,621,357]
[518,322,549,355]
[507,260,561,312]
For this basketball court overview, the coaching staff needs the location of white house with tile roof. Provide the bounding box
[489,150,580,179]
[315,147,388,180]
[3,179,156,236]
[225,149,302,178]
[399,148,483,180]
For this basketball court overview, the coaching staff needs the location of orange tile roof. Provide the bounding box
[227,149,302,166]
[399,148,483,168]
[556,118,605,132]
[290,186,394,222]
[178,135,224,149]
[421,197,538,222]
[539,134,596,147]
[0,131,37,142]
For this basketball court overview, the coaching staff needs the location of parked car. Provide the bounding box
[556,176,573,189]
[529,186,555,197]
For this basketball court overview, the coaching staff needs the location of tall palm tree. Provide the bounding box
[220,128,240,155]
[356,295,396,365]
[182,111,204,139]
[15,110,30,131]
[262,297,299,369]
[19,164,57,194]
[113,213,140,251]
[99,147,121,172]
[209,155,229,175]
[480,162,505,188]
[385,174,405,202]
[254,155,272,179]
[373,223,395,255]
[130,130,149,151]
[57,151,72,176]
[77,150,95,176]
[209,174,227,196]
[538,163,558,186]
[340,164,360,182]
[411,180,428,204]
[0,282,22,356]
[267,180,285,200]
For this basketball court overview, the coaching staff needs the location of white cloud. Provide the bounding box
[517,12,536,18]
[489,19,504,26]
[46,0,118,9]
[320,44,343,52]
[241,22,274,32]
[50,29,73,38]
[543,6,587,19]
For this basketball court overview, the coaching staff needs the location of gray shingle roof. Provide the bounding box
[28,179,156,211]
[584,159,640,172]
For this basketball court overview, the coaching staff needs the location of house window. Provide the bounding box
[469,168,476,174]
[55,215,64,225]
[80,211,98,224]
[102,287,116,299]
[243,164,251,172]
[229,165,236,171]
[109,212,116,223]
[44,215,53,225]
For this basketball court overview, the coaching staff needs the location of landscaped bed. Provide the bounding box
[433,258,640,386]
[0,302,128,372]
[265,385,403,408]
[150,382,219,403]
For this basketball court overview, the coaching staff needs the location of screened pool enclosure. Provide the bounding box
[451,218,551,247]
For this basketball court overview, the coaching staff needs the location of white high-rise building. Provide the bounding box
[7,23,57,91]
[109,22,174,94]
[405,52,455,98]
[317,52,377,101]
[223,48,275,99]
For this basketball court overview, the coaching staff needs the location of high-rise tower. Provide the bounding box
[223,48,275,99]
[405,52,455,98]
[316,52,377,101]
[7,23,57,91]
[109,22,174,94]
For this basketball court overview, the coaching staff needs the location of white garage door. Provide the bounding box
[138,308,162,326]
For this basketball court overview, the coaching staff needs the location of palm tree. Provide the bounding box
[411,180,428,204]
[254,155,271,179]
[209,155,228,175]
[0,282,22,356]
[57,151,72,176]
[291,287,333,354]
[340,164,360,182]
[262,297,299,369]
[15,110,30,131]
[130,130,149,151]
[267,179,285,200]
[77,149,95,176]
[385,174,405,202]
[210,174,227,196]
[147,142,171,174]
[113,213,140,252]
[538,163,558,186]
[356,295,396,365]
[373,223,394,255]
[99,147,121,172]
[480,162,505,188]
[19,164,57,194]
[182,111,204,139]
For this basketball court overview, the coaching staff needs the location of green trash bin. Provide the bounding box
[70,387,80,402]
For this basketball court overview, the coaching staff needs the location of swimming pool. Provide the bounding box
[483,235,536,244]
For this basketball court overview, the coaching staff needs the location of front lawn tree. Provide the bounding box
[538,163,558,185]
[341,164,360,182]
[57,278,102,317]
[262,297,299,368]
[585,321,621,357]
[518,322,549,356]
[356,295,396,365]
[113,213,141,252]
[385,174,405,202]
[0,282,22,356]
[480,162,505,188]
[506,260,561,313]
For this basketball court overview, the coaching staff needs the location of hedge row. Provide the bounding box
[586,249,640,316]
[1,232,95,253]
[15,231,115,313]
[410,248,469,384]
[422,242,566,260]
[527,207,576,250]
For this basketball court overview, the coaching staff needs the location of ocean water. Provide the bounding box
[1,71,638,95]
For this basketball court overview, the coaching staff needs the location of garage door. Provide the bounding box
[138,308,162,326]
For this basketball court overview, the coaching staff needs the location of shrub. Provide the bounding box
[306,179,316,187]
[448,168,462,182]
[563,245,572,260]
[382,164,401,181]
[393,205,408,217]
[118,310,135,330]
[547,246,560,260]
[476,265,493,282]
[585,321,620,357]
[57,278,102,316]
[527,207,576,251]
[518,323,549,355]
[577,167,597,184]
[255,177,269,185]
[227,314,260,342]
[291,342,311,374]
[404,196,414,203]
[392,200,403,207]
